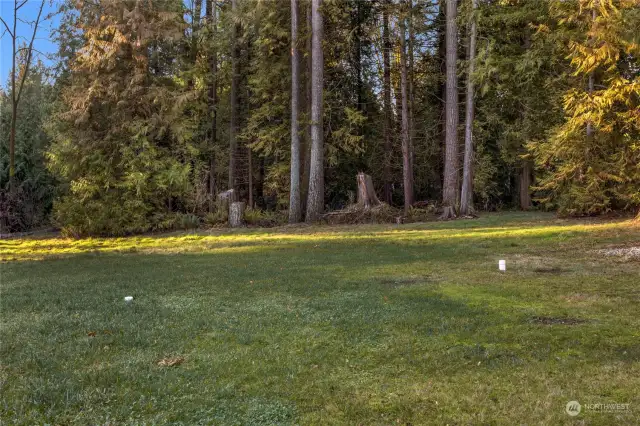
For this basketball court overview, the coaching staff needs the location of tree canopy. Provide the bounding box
[1,0,638,235]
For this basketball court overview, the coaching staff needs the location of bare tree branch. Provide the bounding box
[15,0,46,106]
[15,0,29,11]
[0,16,14,38]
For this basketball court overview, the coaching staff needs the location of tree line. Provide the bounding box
[1,0,638,235]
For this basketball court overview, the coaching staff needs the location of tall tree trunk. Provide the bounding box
[248,149,253,208]
[206,0,218,212]
[192,0,203,60]
[399,3,413,211]
[300,2,312,214]
[586,4,597,138]
[9,3,17,193]
[440,0,459,219]
[305,0,324,222]
[289,0,302,222]
[355,1,363,111]
[460,0,478,216]
[382,0,393,204]
[9,104,16,193]
[228,0,239,190]
[407,0,415,184]
[519,161,532,210]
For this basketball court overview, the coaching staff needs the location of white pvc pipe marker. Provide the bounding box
[124,296,133,303]
[498,260,506,271]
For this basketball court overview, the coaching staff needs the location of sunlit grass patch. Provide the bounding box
[2,212,637,262]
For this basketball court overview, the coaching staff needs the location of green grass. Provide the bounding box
[1,212,639,424]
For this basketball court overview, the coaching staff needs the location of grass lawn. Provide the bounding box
[1,212,639,424]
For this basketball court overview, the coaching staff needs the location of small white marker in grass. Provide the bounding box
[498,260,506,271]
[124,296,133,303]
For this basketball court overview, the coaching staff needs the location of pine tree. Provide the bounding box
[47,0,192,235]
[530,0,640,215]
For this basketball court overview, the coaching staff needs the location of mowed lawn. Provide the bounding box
[1,212,639,425]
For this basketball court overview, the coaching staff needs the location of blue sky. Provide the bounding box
[1,0,61,85]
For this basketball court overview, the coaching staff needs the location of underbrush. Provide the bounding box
[323,203,438,225]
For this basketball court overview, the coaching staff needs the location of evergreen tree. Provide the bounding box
[530,0,640,215]
[47,0,194,236]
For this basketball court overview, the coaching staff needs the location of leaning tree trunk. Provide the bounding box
[305,0,324,222]
[289,0,302,223]
[399,4,414,212]
[440,0,459,220]
[460,0,478,217]
[356,173,381,210]
[229,201,246,227]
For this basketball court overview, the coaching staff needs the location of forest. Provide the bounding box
[1,0,639,236]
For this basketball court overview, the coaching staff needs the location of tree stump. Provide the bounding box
[216,189,237,215]
[356,173,381,210]
[229,201,246,227]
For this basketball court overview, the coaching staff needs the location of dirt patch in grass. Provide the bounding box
[510,255,573,274]
[157,356,185,367]
[598,246,640,260]
[531,316,587,325]
[532,266,568,274]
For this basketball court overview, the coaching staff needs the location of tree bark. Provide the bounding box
[192,0,203,62]
[206,0,218,212]
[248,148,253,208]
[229,201,246,227]
[228,0,239,190]
[357,173,381,209]
[586,4,597,138]
[460,0,478,217]
[216,188,237,216]
[289,0,302,223]
[305,0,324,222]
[399,4,414,212]
[355,0,363,111]
[300,3,312,214]
[382,0,393,204]
[407,0,415,182]
[519,161,532,210]
[440,0,459,219]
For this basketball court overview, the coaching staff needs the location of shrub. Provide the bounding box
[54,193,151,237]
[243,208,286,227]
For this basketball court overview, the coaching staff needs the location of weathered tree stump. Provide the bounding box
[216,189,237,216]
[229,201,246,227]
[356,173,381,210]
